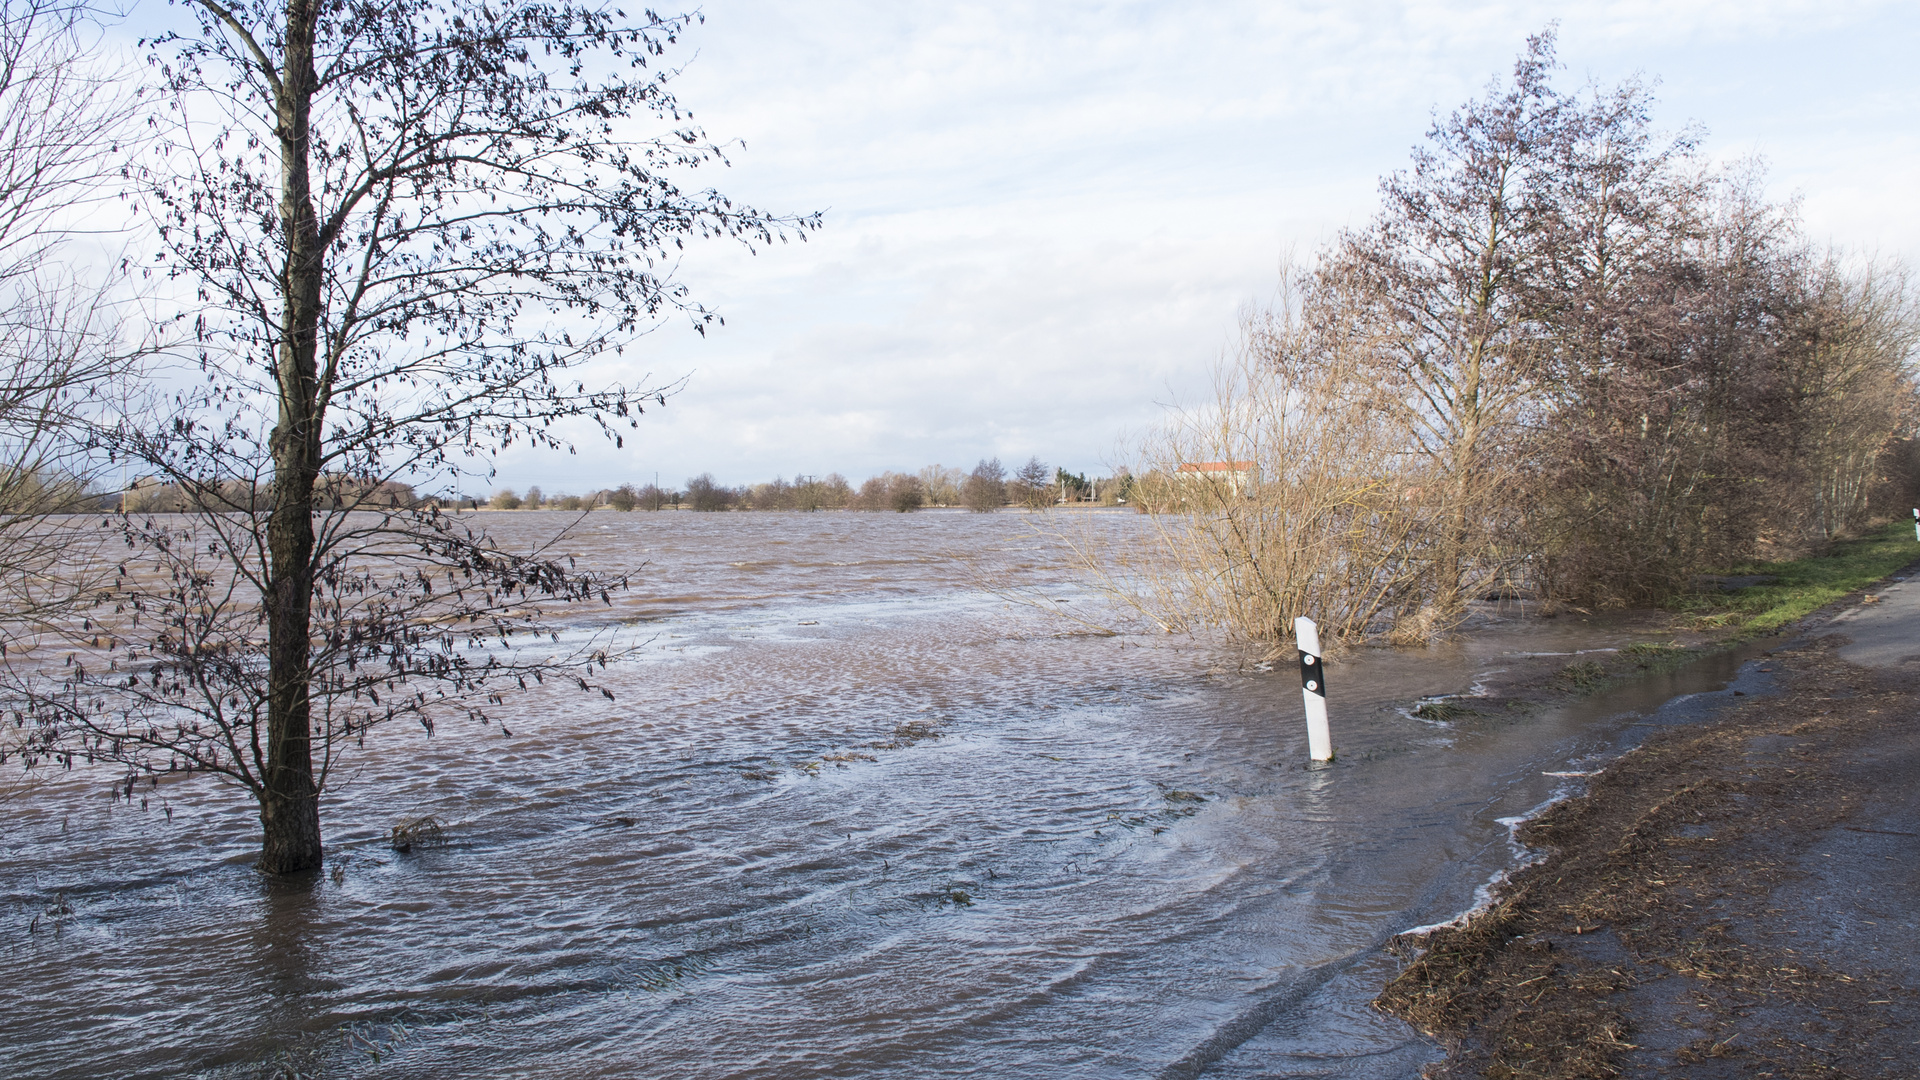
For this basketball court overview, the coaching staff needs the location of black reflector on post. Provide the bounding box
[1299,650,1325,698]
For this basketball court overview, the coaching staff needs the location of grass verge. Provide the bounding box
[1670,520,1920,633]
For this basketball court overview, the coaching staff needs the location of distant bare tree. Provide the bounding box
[887,474,926,513]
[852,473,922,511]
[851,472,923,513]
[604,483,639,511]
[793,473,850,511]
[917,464,964,506]
[685,473,738,511]
[636,482,671,510]
[962,458,1006,512]
[1010,456,1051,509]
[746,476,795,510]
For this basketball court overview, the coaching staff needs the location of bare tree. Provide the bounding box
[962,457,1005,512]
[1775,256,1918,541]
[685,473,738,511]
[1009,456,1051,510]
[745,476,794,510]
[916,464,963,506]
[15,2,815,873]
[850,471,921,512]
[0,0,138,626]
[0,0,142,817]
[634,482,670,510]
[793,473,850,511]
[1314,29,1584,616]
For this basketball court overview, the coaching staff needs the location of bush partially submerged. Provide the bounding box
[388,815,447,852]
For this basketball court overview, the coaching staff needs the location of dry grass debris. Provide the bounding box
[1377,638,1920,1079]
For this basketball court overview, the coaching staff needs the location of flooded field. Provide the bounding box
[0,510,1768,1078]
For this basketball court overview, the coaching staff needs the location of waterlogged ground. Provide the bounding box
[0,511,1765,1078]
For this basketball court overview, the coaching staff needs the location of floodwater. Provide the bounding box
[0,511,1772,1078]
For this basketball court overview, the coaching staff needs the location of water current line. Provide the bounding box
[1158,641,1785,1078]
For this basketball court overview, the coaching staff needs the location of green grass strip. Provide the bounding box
[1674,520,1920,633]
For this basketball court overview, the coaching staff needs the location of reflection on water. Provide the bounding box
[0,511,1766,1078]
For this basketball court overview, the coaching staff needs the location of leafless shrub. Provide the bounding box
[388,814,447,852]
[1063,297,1438,649]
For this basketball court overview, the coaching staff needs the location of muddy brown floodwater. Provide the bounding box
[0,510,1771,1079]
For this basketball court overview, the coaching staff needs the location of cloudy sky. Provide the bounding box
[120,1,1920,494]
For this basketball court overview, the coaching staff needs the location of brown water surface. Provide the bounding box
[0,510,1771,1078]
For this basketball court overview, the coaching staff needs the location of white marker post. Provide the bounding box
[1295,616,1333,762]
[1912,508,1917,542]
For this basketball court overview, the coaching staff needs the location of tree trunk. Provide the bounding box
[260,468,321,872]
[258,0,325,874]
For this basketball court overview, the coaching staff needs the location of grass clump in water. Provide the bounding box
[1412,700,1474,723]
[1622,641,1685,665]
[1560,660,1608,691]
[869,719,942,750]
[388,815,447,852]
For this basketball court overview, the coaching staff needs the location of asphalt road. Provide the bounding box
[1814,564,1920,669]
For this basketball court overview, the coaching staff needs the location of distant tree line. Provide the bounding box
[476,457,1131,513]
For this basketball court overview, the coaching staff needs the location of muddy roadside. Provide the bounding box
[1373,575,1920,1078]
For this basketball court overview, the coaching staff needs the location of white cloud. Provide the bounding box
[115,0,1920,493]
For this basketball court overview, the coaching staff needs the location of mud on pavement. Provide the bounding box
[1375,634,1920,1079]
